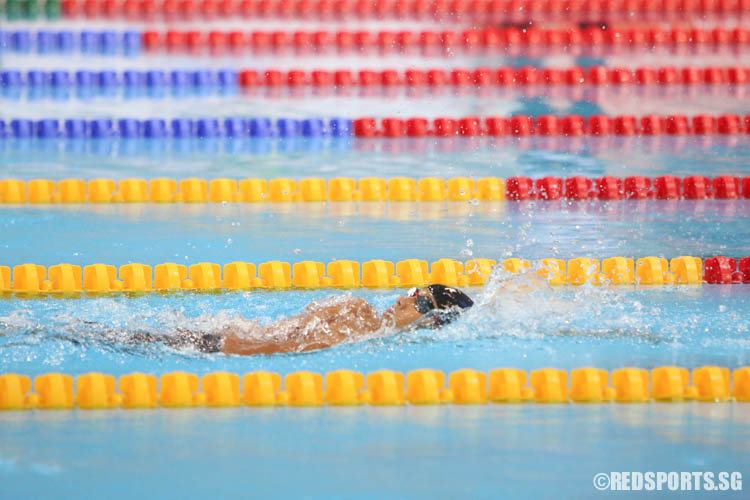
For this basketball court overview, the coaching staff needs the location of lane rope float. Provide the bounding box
[1,256,748,294]
[1,175,749,203]
[3,26,750,55]
[4,114,750,139]
[2,65,747,89]
[1,366,749,409]
[17,0,750,23]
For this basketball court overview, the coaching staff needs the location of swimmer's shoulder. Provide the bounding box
[319,296,379,321]
[344,296,377,313]
[306,295,371,310]
[303,296,379,324]
[346,296,370,306]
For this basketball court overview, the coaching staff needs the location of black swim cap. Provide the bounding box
[423,285,473,328]
[427,284,474,310]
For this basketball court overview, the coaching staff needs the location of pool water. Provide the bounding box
[2,16,750,500]
[1,404,748,499]
[1,199,748,498]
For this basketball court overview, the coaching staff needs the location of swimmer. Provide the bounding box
[128,285,474,356]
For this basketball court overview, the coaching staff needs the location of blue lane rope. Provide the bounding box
[0,117,353,139]
[0,29,142,55]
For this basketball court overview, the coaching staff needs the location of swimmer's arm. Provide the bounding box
[214,321,315,356]
[220,332,334,356]
[220,297,383,356]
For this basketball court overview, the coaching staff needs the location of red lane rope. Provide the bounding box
[142,26,750,52]
[237,66,750,87]
[503,175,749,200]
[62,0,750,22]
[350,114,750,137]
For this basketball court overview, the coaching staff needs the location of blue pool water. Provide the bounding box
[1,200,749,271]
[1,193,749,499]
[2,25,750,498]
[1,136,749,179]
[2,155,750,498]
[3,86,750,119]
[1,404,748,500]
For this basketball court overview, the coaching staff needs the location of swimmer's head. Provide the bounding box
[387,285,474,329]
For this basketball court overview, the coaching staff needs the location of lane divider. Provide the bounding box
[354,114,750,137]
[41,0,750,23]
[4,114,750,139]
[1,176,749,203]
[0,117,352,139]
[140,26,750,52]
[4,0,62,20]
[1,256,748,294]
[2,65,747,89]
[238,65,750,87]
[0,28,141,54]
[1,366,748,409]
[3,26,750,55]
